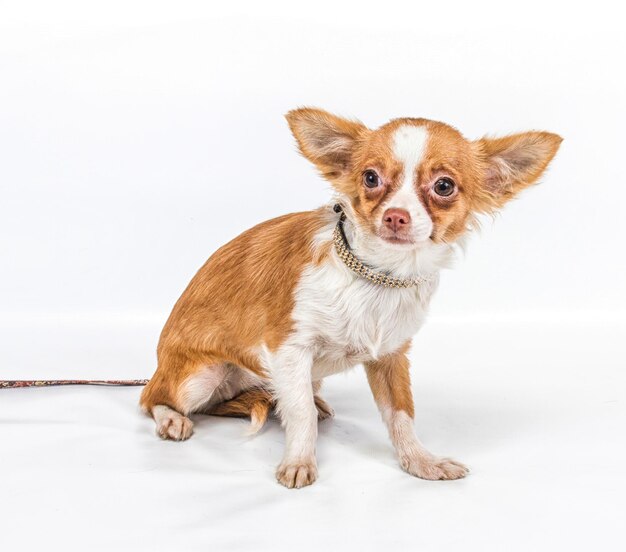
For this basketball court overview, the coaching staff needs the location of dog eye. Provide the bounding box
[363,170,381,188]
[433,177,455,197]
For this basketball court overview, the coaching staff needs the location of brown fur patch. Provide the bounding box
[364,341,414,417]
[140,208,331,414]
[208,387,273,427]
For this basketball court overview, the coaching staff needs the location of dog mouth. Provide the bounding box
[379,234,415,245]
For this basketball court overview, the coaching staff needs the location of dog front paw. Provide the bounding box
[400,454,469,480]
[276,459,318,489]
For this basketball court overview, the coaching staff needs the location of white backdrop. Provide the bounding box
[1,2,625,551]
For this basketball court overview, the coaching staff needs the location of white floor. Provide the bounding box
[1,314,624,551]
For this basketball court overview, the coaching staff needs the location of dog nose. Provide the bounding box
[383,208,411,232]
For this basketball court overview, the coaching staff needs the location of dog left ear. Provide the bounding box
[473,131,562,212]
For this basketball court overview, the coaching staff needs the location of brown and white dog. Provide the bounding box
[140,108,561,488]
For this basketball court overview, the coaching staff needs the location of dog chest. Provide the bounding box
[291,260,436,366]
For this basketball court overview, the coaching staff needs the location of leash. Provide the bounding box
[0,379,148,389]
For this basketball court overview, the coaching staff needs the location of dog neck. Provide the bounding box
[337,204,455,280]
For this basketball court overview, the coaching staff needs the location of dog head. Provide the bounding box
[286,108,562,248]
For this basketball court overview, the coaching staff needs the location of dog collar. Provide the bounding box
[332,205,432,288]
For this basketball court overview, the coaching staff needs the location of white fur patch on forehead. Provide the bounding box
[392,125,429,169]
[383,125,433,242]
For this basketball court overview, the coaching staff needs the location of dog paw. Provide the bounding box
[400,454,469,480]
[153,405,194,441]
[314,396,335,420]
[276,459,318,489]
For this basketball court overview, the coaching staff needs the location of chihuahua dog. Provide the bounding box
[140,108,561,488]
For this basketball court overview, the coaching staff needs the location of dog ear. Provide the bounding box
[286,107,367,179]
[473,131,562,212]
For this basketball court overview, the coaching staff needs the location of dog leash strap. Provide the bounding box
[0,379,149,389]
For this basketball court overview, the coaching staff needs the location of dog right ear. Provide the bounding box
[285,107,367,179]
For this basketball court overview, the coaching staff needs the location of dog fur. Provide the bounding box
[140,108,561,488]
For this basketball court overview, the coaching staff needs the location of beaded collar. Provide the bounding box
[331,205,432,288]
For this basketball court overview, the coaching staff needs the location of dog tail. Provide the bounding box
[208,387,274,435]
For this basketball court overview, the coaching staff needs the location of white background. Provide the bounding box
[1,1,624,551]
